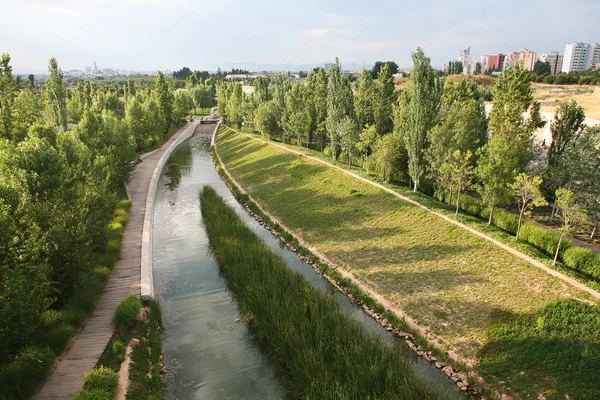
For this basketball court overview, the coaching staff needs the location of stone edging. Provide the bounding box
[141,121,203,297]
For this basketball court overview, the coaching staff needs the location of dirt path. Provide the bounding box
[224,126,600,302]
[34,121,198,400]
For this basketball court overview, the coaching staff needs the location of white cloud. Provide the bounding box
[305,28,335,37]
[27,5,84,16]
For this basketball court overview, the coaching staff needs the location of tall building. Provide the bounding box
[538,51,563,75]
[562,42,600,73]
[458,47,474,74]
[485,54,505,71]
[518,49,537,71]
[503,52,520,69]
[479,56,487,72]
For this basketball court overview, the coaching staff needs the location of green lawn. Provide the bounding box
[216,127,600,400]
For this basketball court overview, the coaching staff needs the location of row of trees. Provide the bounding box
[0,53,202,368]
[217,50,599,247]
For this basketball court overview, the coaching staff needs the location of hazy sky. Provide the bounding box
[1,0,599,73]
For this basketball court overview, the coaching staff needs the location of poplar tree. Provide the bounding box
[45,57,68,131]
[373,63,395,136]
[306,67,328,149]
[325,58,354,160]
[154,71,174,133]
[404,48,441,191]
[354,68,375,129]
[548,100,586,167]
[0,53,15,138]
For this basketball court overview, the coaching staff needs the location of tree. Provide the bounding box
[476,135,523,224]
[474,62,482,75]
[510,174,548,240]
[368,133,405,182]
[254,100,281,140]
[533,60,551,76]
[370,61,399,79]
[356,124,378,166]
[173,67,192,80]
[404,48,441,191]
[28,74,35,89]
[354,68,375,129]
[173,90,193,122]
[553,188,587,265]
[325,58,354,160]
[439,150,474,216]
[548,100,586,167]
[427,77,487,193]
[153,71,174,133]
[373,63,396,136]
[306,68,328,149]
[253,77,270,104]
[45,57,68,131]
[0,53,15,138]
[338,116,360,167]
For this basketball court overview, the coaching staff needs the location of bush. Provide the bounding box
[0,346,55,399]
[112,340,125,363]
[74,366,119,400]
[46,324,75,353]
[113,295,142,328]
[519,222,561,255]
[563,247,600,277]
[492,210,519,233]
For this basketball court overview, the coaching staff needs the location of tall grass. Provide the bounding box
[200,185,447,400]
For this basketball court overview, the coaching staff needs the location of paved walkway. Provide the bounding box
[223,125,600,301]
[35,121,197,400]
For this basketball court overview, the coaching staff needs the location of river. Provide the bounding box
[152,125,462,399]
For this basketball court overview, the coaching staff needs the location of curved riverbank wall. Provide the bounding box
[140,120,219,297]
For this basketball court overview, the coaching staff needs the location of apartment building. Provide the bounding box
[562,42,600,73]
[538,51,563,75]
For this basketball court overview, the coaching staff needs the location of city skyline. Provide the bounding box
[1,0,599,73]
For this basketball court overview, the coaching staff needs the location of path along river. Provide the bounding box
[152,125,462,399]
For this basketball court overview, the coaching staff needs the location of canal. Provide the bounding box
[152,125,462,399]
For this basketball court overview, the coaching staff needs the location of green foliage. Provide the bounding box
[254,100,281,140]
[73,366,119,400]
[111,340,125,363]
[200,185,443,400]
[480,299,600,399]
[548,100,586,167]
[0,346,55,399]
[326,58,354,160]
[404,48,441,191]
[113,295,142,329]
[44,57,68,131]
[370,61,399,79]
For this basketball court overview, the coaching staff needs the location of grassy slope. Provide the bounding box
[200,185,446,400]
[217,127,600,399]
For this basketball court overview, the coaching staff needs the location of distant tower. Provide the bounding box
[94,61,98,76]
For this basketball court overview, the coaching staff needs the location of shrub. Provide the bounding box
[112,340,125,363]
[47,324,75,353]
[74,366,119,400]
[113,295,142,328]
[0,346,55,399]
[492,210,519,234]
[563,247,600,277]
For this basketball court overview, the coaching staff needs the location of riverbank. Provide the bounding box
[215,126,600,399]
[200,185,448,399]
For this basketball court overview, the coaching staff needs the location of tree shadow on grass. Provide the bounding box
[478,299,600,399]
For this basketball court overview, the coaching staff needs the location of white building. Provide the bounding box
[538,51,563,75]
[562,42,600,73]
[458,47,475,74]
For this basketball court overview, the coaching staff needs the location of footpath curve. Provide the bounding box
[224,126,600,301]
[35,121,199,400]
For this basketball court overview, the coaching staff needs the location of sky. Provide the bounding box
[1,0,599,73]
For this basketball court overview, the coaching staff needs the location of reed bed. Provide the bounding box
[200,185,448,400]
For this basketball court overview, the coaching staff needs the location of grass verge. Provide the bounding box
[215,126,600,400]
[83,296,164,400]
[200,185,448,399]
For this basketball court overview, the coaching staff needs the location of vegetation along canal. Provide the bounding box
[152,124,462,399]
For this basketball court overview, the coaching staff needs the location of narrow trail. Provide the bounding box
[223,126,600,301]
[35,121,199,400]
